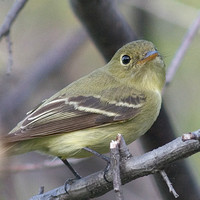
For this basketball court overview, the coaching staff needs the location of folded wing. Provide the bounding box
[6,91,146,142]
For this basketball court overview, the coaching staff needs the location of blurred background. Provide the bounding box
[0,0,200,199]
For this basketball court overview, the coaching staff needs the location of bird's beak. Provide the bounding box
[137,50,159,65]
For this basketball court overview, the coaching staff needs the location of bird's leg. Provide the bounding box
[83,147,111,183]
[83,147,110,162]
[61,158,82,179]
[59,158,82,193]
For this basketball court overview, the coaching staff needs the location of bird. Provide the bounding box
[2,40,165,176]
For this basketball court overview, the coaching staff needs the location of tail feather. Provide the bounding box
[0,138,18,156]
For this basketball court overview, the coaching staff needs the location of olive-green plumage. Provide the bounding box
[3,40,165,159]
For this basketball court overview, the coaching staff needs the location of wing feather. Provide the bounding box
[6,91,146,142]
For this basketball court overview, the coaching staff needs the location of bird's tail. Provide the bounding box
[0,139,18,157]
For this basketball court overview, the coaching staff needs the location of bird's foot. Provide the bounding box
[103,160,112,183]
[64,176,82,193]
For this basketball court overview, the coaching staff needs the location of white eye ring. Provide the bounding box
[120,55,131,65]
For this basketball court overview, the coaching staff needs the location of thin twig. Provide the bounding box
[38,186,44,195]
[166,11,200,85]
[117,133,132,161]
[159,170,179,198]
[110,139,124,200]
[0,0,28,40]
[5,33,13,75]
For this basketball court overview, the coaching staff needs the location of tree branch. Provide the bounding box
[166,11,200,85]
[29,130,200,200]
[5,33,13,74]
[0,0,28,40]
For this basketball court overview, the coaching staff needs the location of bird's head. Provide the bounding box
[106,40,166,92]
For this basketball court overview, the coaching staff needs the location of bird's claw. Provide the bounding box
[103,161,112,183]
[64,177,81,193]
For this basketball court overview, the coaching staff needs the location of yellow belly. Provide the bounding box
[37,107,158,159]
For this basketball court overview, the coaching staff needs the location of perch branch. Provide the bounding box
[182,130,200,141]
[29,129,200,200]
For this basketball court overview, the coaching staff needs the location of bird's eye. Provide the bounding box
[121,55,131,65]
